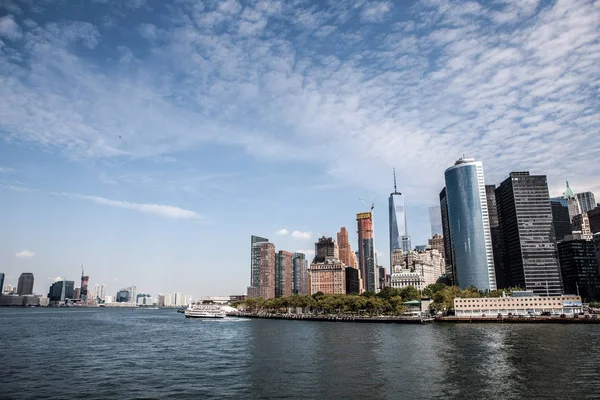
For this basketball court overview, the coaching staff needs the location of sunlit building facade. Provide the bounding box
[443,158,496,290]
[357,212,377,293]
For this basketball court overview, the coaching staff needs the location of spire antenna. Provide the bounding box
[393,168,397,193]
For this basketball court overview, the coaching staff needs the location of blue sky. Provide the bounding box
[1,0,598,297]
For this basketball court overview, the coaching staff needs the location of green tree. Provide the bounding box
[399,286,421,301]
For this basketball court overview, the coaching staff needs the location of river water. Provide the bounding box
[1,308,599,399]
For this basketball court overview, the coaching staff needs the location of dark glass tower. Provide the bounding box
[486,185,506,289]
[557,236,600,301]
[551,198,573,241]
[17,273,34,295]
[496,172,563,295]
[439,188,455,284]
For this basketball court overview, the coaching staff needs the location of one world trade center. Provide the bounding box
[389,170,410,260]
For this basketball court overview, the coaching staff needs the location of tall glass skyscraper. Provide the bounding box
[389,169,408,259]
[17,273,34,295]
[443,158,496,290]
[577,191,596,214]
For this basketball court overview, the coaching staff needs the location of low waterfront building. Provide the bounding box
[0,294,41,306]
[454,294,582,317]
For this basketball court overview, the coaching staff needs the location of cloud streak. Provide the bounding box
[291,231,311,240]
[60,193,201,219]
[275,229,289,236]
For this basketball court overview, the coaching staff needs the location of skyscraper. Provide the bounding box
[577,191,596,214]
[443,158,496,290]
[589,207,600,234]
[429,206,443,236]
[275,250,293,297]
[0,273,4,296]
[557,233,600,301]
[292,252,308,295]
[564,181,581,221]
[439,188,455,283]
[250,236,275,299]
[357,211,378,292]
[337,227,357,268]
[495,172,562,295]
[17,273,34,295]
[80,266,89,302]
[389,169,409,258]
[314,236,339,262]
[572,213,592,237]
[551,198,573,242]
[485,185,505,289]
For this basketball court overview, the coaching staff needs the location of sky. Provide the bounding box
[1,0,599,298]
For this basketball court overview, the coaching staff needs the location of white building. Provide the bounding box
[390,249,444,290]
[454,294,583,317]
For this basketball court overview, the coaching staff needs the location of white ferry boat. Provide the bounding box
[184,303,227,319]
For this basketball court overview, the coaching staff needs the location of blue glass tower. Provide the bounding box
[443,158,496,290]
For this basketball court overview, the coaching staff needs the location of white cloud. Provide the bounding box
[361,2,392,22]
[0,167,14,173]
[291,230,311,240]
[15,250,35,259]
[0,15,22,40]
[61,193,201,219]
[275,229,289,235]
[0,0,598,207]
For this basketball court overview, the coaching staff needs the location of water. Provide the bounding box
[1,308,599,399]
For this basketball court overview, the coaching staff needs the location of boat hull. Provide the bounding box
[185,313,226,319]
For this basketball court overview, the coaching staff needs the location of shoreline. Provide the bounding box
[228,312,600,324]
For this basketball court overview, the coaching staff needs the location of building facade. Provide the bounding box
[439,188,455,284]
[275,250,293,297]
[454,294,582,317]
[17,273,34,296]
[486,184,506,289]
[443,158,496,290]
[577,191,596,214]
[428,234,444,256]
[337,227,357,268]
[389,170,408,258]
[496,172,562,295]
[564,181,581,221]
[357,212,377,293]
[390,249,444,291]
[572,213,592,237]
[429,206,443,237]
[250,237,276,299]
[557,233,600,301]
[309,260,347,295]
[551,198,573,241]
[314,236,339,262]
[0,273,4,296]
[292,252,309,295]
[589,207,600,234]
[48,278,74,303]
[80,269,89,302]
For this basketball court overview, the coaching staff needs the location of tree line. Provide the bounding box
[233,284,523,315]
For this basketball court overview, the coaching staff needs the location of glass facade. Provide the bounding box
[444,159,496,291]
[389,193,407,255]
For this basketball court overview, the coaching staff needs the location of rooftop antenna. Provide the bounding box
[393,168,397,193]
[81,264,84,278]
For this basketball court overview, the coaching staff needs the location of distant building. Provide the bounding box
[17,273,34,296]
[314,236,339,263]
[80,268,89,302]
[275,250,293,297]
[389,169,408,258]
[309,259,346,295]
[429,206,443,236]
[414,245,428,252]
[158,294,165,307]
[572,213,592,238]
[74,287,81,301]
[427,234,444,256]
[3,284,17,295]
[250,236,276,299]
[116,290,130,303]
[357,211,377,292]
[391,248,404,267]
[439,188,454,284]
[246,286,260,299]
[577,191,596,214]
[390,249,444,291]
[564,181,581,221]
[589,207,600,234]
[345,267,360,294]
[292,252,309,295]
[496,172,562,295]
[48,278,74,303]
[558,233,600,301]
[551,198,573,241]
[442,158,496,290]
[337,227,357,268]
[594,234,600,271]
[0,273,4,296]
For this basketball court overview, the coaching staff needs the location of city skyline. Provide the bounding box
[1,0,599,296]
